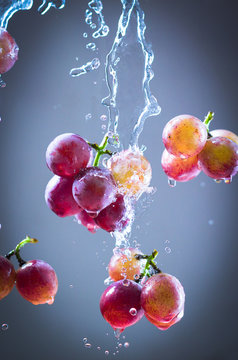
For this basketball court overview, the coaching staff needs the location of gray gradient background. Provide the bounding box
[0,0,238,359]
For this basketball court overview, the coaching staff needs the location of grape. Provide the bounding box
[0,256,16,300]
[161,149,201,182]
[45,175,82,217]
[16,260,58,305]
[75,210,99,233]
[100,279,144,332]
[95,194,128,232]
[107,148,152,197]
[108,248,144,281]
[198,136,238,180]
[210,129,238,145]
[162,115,207,158]
[46,133,92,178]
[73,167,117,214]
[0,28,19,74]
[141,273,185,330]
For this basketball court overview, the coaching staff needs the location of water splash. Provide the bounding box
[70,58,100,77]
[102,0,160,148]
[88,0,109,39]
[0,0,65,28]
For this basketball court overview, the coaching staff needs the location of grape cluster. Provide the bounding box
[100,249,185,332]
[0,237,58,305]
[162,113,238,184]
[45,133,152,233]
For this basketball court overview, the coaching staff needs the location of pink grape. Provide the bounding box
[0,27,19,74]
[16,260,58,305]
[161,149,201,182]
[46,133,92,178]
[162,114,207,158]
[75,210,99,233]
[141,273,185,330]
[100,279,144,332]
[198,136,238,181]
[210,129,238,145]
[108,248,144,281]
[0,256,16,300]
[45,175,82,217]
[95,194,128,232]
[72,167,117,214]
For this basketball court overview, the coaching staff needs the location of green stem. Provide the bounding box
[134,249,161,283]
[203,111,214,136]
[5,236,38,267]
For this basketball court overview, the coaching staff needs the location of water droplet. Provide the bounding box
[214,179,222,184]
[122,279,130,287]
[97,346,101,350]
[100,114,107,121]
[85,113,92,121]
[47,296,54,305]
[104,276,112,285]
[105,350,109,356]
[0,77,6,88]
[85,343,92,349]
[105,332,109,336]
[122,336,126,339]
[70,58,100,77]
[69,284,73,288]
[114,57,120,66]
[83,338,87,343]
[165,247,171,254]
[102,124,106,130]
[168,178,176,187]
[114,328,121,338]
[118,343,122,348]
[83,32,88,38]
[86,42,96,51]
[129,308,137,316]
[224,177,232,184]
[91,23,97,29]
[134,274,140,280]
[124,342,130,348]
[2,324,8,331]
[113,353,116,356]
[208,219,214,226]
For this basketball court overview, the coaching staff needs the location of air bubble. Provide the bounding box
[165,247,171,254]
[168,178,176,187]
[134,274,140,280]
[69,284,73,288]
[85,113,92,121]
[102,124,106,130]
[97,347,101,350]
[100,114,107,121]
[2,324,8,331]
[86,42,96,51]
[83,32,88,38]
[224,177,232,184]
[85,343,92,349]
[91,23,96,29]
[122,279,130,287]
[129,308,137,316]
[114,328,121,338]
[105,350,109,356]
[214,179,222,184]
[83,337,87,343]
[124,342,130,348]
[118,343,122,348]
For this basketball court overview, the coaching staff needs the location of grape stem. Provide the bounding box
[203,111,214,137]
[88,134,115,167]
[134,249,161,283]
[5,236,38,267]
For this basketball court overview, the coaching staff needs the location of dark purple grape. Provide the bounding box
[46,133,92,178]
[0,256,16,300]
[95,194,128,232]
[45,175,82,217]
[72,167,117,214]
[100,279,144,332]
[0,28,19,74]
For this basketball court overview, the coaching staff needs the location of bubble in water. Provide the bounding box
[85,343,92,349]
[83,32,88,38]
[86,42,96,51]
[85,113,92,121]
[122,336,126,339]
[118,343,122,348]
[134,274,140,280]
[224,177,232,184]
[2,324,8,331]
[168,178,176,187]
[129,308,137,316]
[97,346,101,350]
[208,219,214,226]
[100,114,107,121]
[165,247,171,254]
[122,279,130,287]
[83,337,87,343]
[69,284,73,288]
[214,179,222,184]
[124,342,130,348]
[70,58,100,77]
[102,124,106,130]
[85,9,93,24]
[105,350,109,356]
[104,276,113,286]
[91,23,97,29]
[114,328,121,339]
[114,57,120,66]
[0,77,6,88]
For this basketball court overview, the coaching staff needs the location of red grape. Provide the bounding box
[210,129,238,145]
[108,248,144,281]
[0,256,16,300]
[100,279,144,332]
[16,260,58,305]
[95,194,128,232]
[75,210,99,233]
[162,115,207,158]
[141,273,185,330]
[45,175,82,217]
[0,28,19,74]
[198,136,238,181]
[107,148,152,197]
[73,167,117,214]
[161,149,201,182]
[46,133,92,178]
